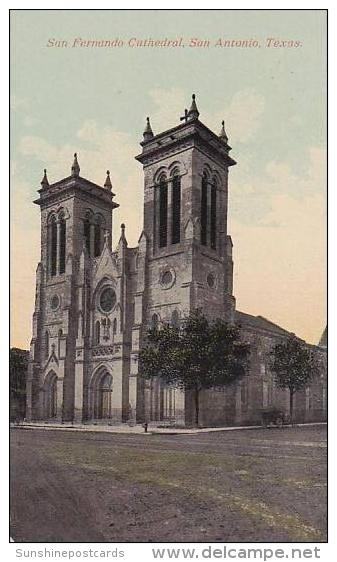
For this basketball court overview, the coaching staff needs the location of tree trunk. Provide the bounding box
[195,388,199,427]
[289,390,294,425]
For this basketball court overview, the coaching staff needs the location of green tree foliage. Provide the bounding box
[139,309,250,426]
[269,336,320,423]
[10,347,29,420]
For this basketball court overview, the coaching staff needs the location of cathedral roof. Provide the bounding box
[235,311,293,338]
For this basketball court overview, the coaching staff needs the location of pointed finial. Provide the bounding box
[71,153,80,177]
[219,120,228,142]
[104,170,112,190]
[187,94,200,121]
[41,168,49,188]
[119,223,127,247]
[143,116,154,141]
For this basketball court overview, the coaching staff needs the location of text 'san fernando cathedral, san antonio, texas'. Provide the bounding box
[26,95,327,426]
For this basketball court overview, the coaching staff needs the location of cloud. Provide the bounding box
[230,146,326,226]
[23,116,38,127]
[265,147,326,198]
[203,89,266,144]
[147,88,187,133]
[10,95,29,111]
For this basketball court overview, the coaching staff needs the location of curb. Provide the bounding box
[10,421,327,436]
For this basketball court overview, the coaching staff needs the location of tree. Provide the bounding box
[139,309,250,426]
[269,336,320,423]
[10,347,29,421]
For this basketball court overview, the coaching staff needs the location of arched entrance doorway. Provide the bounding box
[90,368,113,420]
[44,371,58,419]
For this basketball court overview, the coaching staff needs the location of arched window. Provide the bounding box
[210,179,217,250]
[158,175,168,248]
[58,329,62,358]
[171,173,181,244]
[44,371,58,418]
[59,214,66,274]
[45,331,49,360]
[50,216,57,276]
[171,310,180,328]
[99,372,113,419]
[200,172,208,246]
[94,223,101,257]
[83,218,91,255]
[113,318,117,336]
[95,321,100,345]
[151,313,159,329]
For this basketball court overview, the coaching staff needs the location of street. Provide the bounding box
[10,425,327,543]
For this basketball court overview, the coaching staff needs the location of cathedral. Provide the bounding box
[26,95,327,426]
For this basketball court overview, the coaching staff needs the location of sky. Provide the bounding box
[10,9,327,348]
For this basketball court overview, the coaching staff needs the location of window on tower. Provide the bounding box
[94,223,101,257]
[95,321,100,345]
[171,173,181,244]
[45,330,49,359]
[50,217,57,276]
[159,175,168,248]
[210,179,217,250]
[58,329,63,358]
[59,214,66,274]
[201,172,208,246]
[83,218,91,255]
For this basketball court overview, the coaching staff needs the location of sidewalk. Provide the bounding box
[10,420,327,436]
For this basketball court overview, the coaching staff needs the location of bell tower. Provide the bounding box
[135,94,236,324]
[26,155,119,421]
[130,95,237,423]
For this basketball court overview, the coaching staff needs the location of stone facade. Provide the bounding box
[26,97,327,426]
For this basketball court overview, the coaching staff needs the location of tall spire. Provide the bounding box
[143,116,154,141]
[71,153,80,177]
[41,168,49,188]
[187,94,200,121]
[219,120,228,143]
[104,170,112,190]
